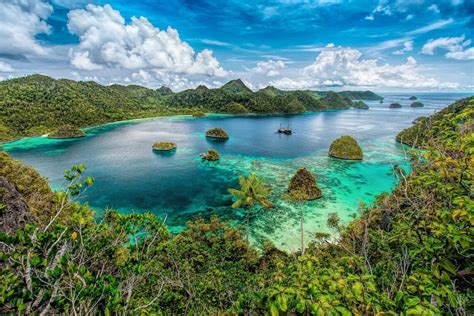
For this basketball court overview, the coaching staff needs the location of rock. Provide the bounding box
[409,96,417,100]
[206,127,229,140]
[389,103,402,108]
[329,135,363,160]
[353,101,369,109]
[48,125,85,139]
[288,168,322,200]
[410,101,424,107]
[152,142,177,151]
[0,176,33,234]
[200,149,220,161]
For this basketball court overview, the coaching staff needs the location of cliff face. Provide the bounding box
[0,175,32,234]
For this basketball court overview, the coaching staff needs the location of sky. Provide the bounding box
[0,0,473,92]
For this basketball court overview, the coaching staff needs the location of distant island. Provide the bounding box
[0,75,382,142]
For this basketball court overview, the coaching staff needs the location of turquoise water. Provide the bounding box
[4,93,470,249]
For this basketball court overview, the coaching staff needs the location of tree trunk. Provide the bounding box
[301,206,305,255]
[246,208,250,243]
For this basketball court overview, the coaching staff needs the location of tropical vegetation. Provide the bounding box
[0,75,381,142]
[152,142,177,151]
[48,124,86,139]
[0,97,472,314]
[206,127,229,139]
[329,135,363,160]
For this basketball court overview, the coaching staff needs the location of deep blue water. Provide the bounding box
[4,92,471,248]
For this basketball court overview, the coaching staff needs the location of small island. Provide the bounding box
[352,101,369,109]
[410,101,424,107]
[200,149,220,161]
[206,127,229,140]
[389,103,402,108]
[329,135,363,160]
[48,125,86,139]
[152,142,177,152]
[409,96,418,100]
[288,168,322,200]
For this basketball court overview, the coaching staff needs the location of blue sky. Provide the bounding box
[0,0,473,91]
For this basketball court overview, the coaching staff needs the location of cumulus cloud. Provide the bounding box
[0,0,52,59]
[0,61,14,72]
[67,4,227,76]
[250,59,285,76]
[421,35,474,60]
[128,69,224,91]
[393,40,414,55]
[269,44,458,90]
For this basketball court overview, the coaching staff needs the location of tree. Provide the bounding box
[285,190,310,255]
[228,173,273,242]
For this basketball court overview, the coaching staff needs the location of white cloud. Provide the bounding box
[422,35,474,60]
[67,4,227,76]
[250,59,286,76]
[0,61,13,72]
[269,44,458,90]
[70,51,103,70]
[201,39,232,47]
[365,0,392,20]
[427,4,440,14]
[445,48,474,60]
[0,0,52,58]
[407,19,453,36]
[393,40,414,55]
[128,69,225,91]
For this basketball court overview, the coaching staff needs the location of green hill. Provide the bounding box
[337,90,383,100]
[0,75,381,141]
[220,79,253,94]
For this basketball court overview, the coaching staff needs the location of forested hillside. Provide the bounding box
[0,75,381,141]
[1,97,472,314]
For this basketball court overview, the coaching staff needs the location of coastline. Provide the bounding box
[2,107,355,146]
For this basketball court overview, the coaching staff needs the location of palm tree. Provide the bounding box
[228,172,273,242]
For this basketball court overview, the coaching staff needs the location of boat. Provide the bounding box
[277,123,292,135]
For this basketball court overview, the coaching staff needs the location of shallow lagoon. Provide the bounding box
[4,93,470,249]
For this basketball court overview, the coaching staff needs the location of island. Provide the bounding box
[409,96,418,100]
[410,101,424,107]
[0,75,384,142]
[337,90,383,100]
[288,168,322,200]
[48,125,86,139]
[152,142,177,152]
[352,101,369,109]
[389,103,402,108]
[206,128,229,140]
[200,149,220,161]
[329,135,363,160]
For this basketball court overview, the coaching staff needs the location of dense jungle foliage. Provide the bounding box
[0,75,381,142]
[1,94,472,314]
